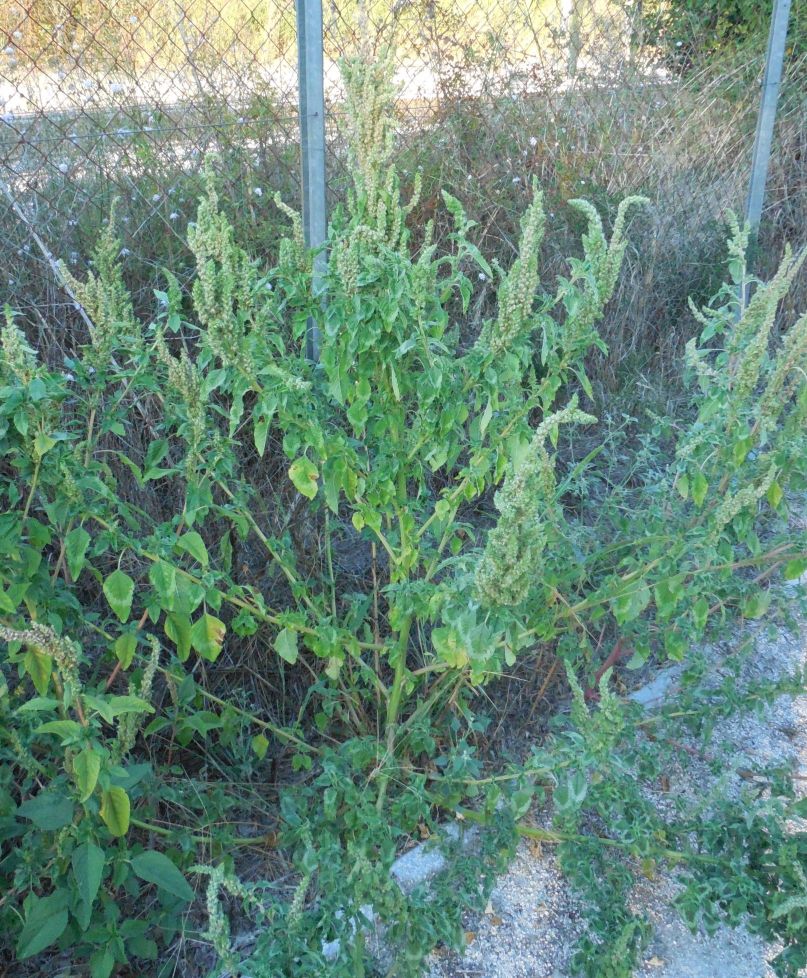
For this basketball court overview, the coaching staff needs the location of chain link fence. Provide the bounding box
[1,1,804,371]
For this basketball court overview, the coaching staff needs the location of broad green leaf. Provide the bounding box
[17,792,74,830]
[148,560,177,607]
[74,747,101,802]
[164,613,192,662]
[676,473,689,500]
[23,648,52,695]
[89,948,115,978]
[653,575,684,618]
[103,569,135,623]
[252,734,269,759]
[175,531,209,567]
[691,470,708,508]
[767,480,783,509]
[190,614,226,662]
[288,456,319,500]
[34,431,57,458]
[131,850,194,902]
[275,627,298,665]
[127,936,158,960]
[611,583,651,626]
[692,596,709,631]
[72,841,105,914]
[65,526,91,580]
[100,786,130,837]
[35,719,82,740]
[732,436,753,467]
[16,892,70,959]
[114,633,137,669]
[432,626,469,668]
[783,558,807,581]
[106,695,155,716]
[742,590,771,620]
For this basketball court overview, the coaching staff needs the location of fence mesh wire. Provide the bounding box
[1,1,804,365]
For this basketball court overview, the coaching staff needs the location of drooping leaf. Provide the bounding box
[100,786,130,837]
[16,891,70,959]
[742,590,771,620]
[164,613,192,662]
[175,531,209,567]
[190,614,226,662]
[72,841,105,915]
[691,470,709,508]
[17,792,74,831]
[23,648,52,696]
[103,569,135,623]
[288,456,319,499]
[114,633,138,669]
[65,526,91,580]
[252,734,269,759]
[35,719,82,741]
[148,560,178,608]
[274,627,298,665]
[783,558,807,581]
[73,747,102,802]
[131,850,194,902]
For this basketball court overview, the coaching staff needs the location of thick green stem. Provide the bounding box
[376,614,413,810]
[22,459,41,521]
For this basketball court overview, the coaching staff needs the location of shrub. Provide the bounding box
[1,52,806,978]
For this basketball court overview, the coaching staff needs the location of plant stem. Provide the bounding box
[376,614,413,811]
[22,460,41,521]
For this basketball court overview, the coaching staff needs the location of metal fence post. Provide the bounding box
[296,0,327,362]
[745,0,792,236]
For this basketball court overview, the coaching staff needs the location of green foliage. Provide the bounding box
[641,0,807,68]
[0,52,806,978]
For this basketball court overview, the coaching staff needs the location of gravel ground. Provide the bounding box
[426,609,807,978]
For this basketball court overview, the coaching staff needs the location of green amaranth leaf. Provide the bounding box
[103,569,135,623]
[131,850,194,902]
[288,456,318,499]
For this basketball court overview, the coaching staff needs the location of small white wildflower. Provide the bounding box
[82,79,93,90]
[58,161,69,173]
[63,372,75,381]
[676,41,683,47]
[512,176,521,184]
[109,82,124,94]
[253,187,263,197]
[169,211,179,221]
[529,136,537,147]
[3,47,13,57]
[478,273,486,282]
[237,116,245,124]
[120,247,130,256]
[8,279,15,286]
[129,14,138,24]
[13,31,22,39]
[151,193,160,202]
